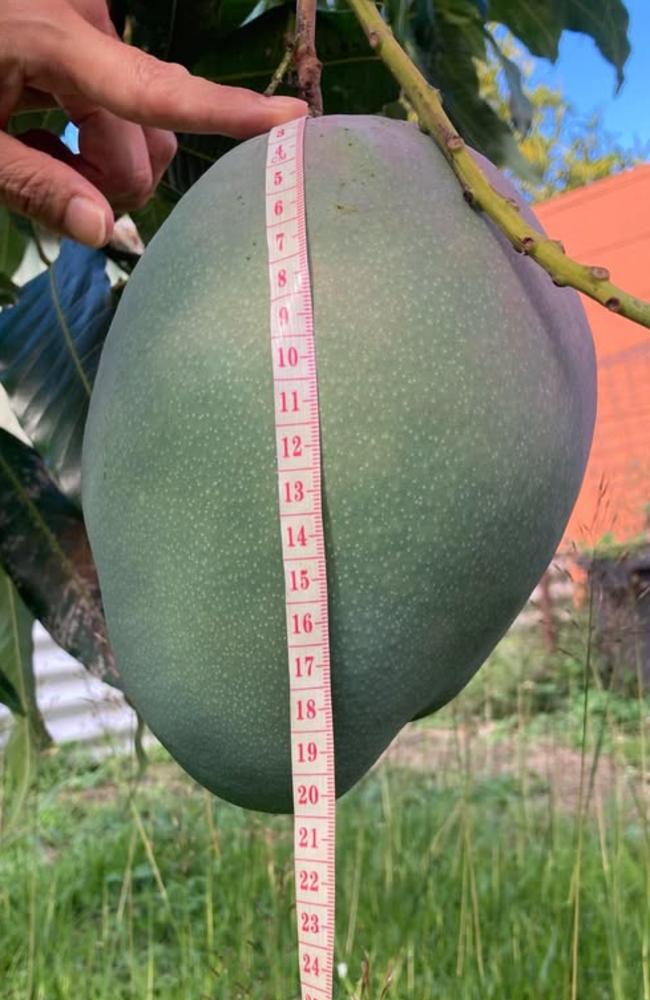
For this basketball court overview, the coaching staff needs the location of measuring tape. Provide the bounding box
[265,117,336,999]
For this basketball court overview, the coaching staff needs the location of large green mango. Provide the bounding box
[82,115,596,813]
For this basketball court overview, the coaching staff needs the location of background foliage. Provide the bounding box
[476,34,644,202]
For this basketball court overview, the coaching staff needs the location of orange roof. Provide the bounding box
[535,166,650,548]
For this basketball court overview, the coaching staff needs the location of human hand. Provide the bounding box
[0,0,307,247]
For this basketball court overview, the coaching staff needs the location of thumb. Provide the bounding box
[0,131,114,247]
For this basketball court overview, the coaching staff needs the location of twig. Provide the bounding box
[294,0,323,115]
[346,0,650,331]
[265,31,296,96]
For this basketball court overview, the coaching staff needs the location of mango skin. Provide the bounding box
[82,116,596,813]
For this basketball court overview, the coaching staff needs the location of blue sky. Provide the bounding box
[529,0,649,153]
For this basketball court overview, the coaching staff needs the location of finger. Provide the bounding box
[0,130,113,247]
[29,11,307,137]
[62,98,154,211]
[63,4,170,210]
[142,126,178,192]
[0,64,23,127]
[18,128,78,166]
[21,121,175,218]
[10,88,59,114]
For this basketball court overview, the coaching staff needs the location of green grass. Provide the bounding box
[1,622,649,999]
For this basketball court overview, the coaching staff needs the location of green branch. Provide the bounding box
[346,0,650,332]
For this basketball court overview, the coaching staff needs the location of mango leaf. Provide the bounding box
[0,566,51,829]
[500,53,533,134]
[0,240,117,506]
[7,107,69,138]
[0,275,19,308]
[389,0,537,173]
[130,190,178,244]
[0,566,50,740]
[2,720,35,830]
[443,78,535,176]
[0,672,22,715]
[486,33,534,134]
[163,135,238,200]
[316,9,400,114]
[487,0,564,60]
[488,0,630,85]
[196,6,398,111]
[0,430,119,686]
[565,0,629,89]
[126,0,260,61]
[0,209,27,279]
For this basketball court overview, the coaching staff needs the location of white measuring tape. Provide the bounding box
[265,117,336,999]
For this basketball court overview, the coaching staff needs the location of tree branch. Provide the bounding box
[264,13,296,96]
[346,0,650,331]
[294,0,323,116]
[265,40,296,96]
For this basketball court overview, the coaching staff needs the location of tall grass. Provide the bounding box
[0,619,648,999]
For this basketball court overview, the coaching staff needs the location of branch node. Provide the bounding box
[446,134,464,152]
[550,239,566,254]
[606,296,622,313]
[520,236,536,255]
[368,31,380,49]
[589,265,611,282]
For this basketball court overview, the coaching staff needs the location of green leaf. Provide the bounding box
[130,191,178,244]
[2,719,34,829]
[0,274,19,308]
[2,710,51,831]
[163,135,238,199]
[7,107,69,138]
[195,6,398,112]
[389,0,537,172]
[0,567,45,732]
[565,0,630,89]
[0,566,51,829]
[317,9,400,114]
[487,0,564,60]
[0,672,22,715]
[0,569,34,717]
[126,0,260,61]
[442,67,537,175]
[0,430,119,686]
[0,209,27,279]
[488,0,630,85]
[494,47,534,134]
[0,240,117,506]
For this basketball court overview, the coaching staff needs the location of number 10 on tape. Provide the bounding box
[265,117,336,999]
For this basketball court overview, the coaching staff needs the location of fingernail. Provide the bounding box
[63,196,109,247]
